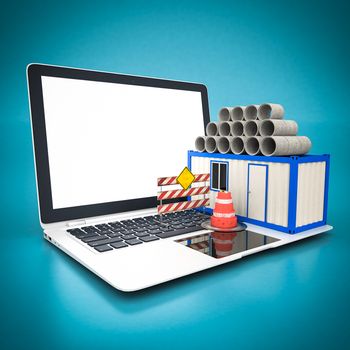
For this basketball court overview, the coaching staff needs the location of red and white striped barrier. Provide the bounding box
[157,173,210,186]
[157,198,210,214]
[157,171,210,214]
[193,173,210,183]
[157,186,209,200]
[157,176,177,186]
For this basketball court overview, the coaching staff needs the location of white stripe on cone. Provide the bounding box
[212,239,234,244]
[213,212,236,218]
[215,198,233,204]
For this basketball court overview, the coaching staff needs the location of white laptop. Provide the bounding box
[27,64,332,292]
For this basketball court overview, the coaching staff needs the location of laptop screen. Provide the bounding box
[28,65,209,223]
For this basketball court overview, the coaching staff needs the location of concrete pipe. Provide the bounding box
[206,122,219,136]
[244,120,261,136]
[231,121,245,136]
[258,103,285,120]
[218,107,232,121]
[244,104,259,120]
[231,106,245,121]
[217,136,234,154]
[195,136,207,152]
[205,136,221,153]
[231,136,247,155]
[261,136,312,156]
[259,119,298,136]
[244,136,263,155]
[218,121,232,136]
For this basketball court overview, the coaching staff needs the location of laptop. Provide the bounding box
[27,64,332,291]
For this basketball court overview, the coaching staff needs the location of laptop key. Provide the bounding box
[81,234,109,243]
[169,221,181,225]
[171,224,185,229]
[96,227,112,235]
[95,224,110,230]
[88,237,122,247]
[136,222,148,227]
[82,225,97,232]
[76,233,98,240]
[160,227,173,232]
[133,228,149,233]
[122,230,135,235]
[122,234,136,240]
[107,232,122,238]
[109,228,124,234]
[133,218,146,222]
[134,232,150,237]
[110,241,128,249]
[140,235,159,242]
[156,226,204,239]
[125,239,142,245]
[183,223,198,228]
[109,223,123,229]
[68,228,86,236]
[148,229,163,234]
[121,220,134,225]
[94,245,113,252]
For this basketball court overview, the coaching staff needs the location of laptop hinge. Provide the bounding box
[66,219,87,227]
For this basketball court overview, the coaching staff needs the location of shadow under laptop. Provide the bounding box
[46,232,330,317]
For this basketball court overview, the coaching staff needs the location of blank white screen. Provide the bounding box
[41,76,204,209]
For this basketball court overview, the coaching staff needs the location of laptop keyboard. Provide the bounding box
[67,210,210,253]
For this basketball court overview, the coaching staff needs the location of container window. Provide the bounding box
[212,163,219,189]
[220,163,227,190]
[211,161,228,191]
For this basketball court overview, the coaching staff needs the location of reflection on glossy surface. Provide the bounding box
[177,231,280,258]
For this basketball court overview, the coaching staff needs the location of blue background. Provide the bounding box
[1,0,349,349]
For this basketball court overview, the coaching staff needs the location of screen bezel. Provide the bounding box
[27,64,210,224]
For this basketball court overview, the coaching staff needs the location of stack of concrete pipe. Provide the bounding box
[194,103,312,156]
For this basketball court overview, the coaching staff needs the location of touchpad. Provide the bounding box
[176,230,280,259]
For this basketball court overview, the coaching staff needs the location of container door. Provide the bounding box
[247,164,268,222]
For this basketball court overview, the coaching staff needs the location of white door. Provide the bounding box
[247,164,268,221]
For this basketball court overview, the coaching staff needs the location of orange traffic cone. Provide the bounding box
[210,191,237,229]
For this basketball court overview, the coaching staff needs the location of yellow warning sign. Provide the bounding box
[176,167,195,190]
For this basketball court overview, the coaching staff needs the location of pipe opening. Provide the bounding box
[261,137,276,156]
[195,136,206,152]
[244,121,258,136]
[260,120,274,136]
[219,108,230,121]
[245,105,258,120]
[231,137,244,154]
[245,137,260,155]
[217,137,230,153]
[231,121,244,136]
[258,104,272,120]
[206,122,218,136]
[219,122,231,136]
[205,137,217,153]
[232,107,244,120]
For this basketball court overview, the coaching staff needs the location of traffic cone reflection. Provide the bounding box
[211,232,237,258]
[211,191,237,258]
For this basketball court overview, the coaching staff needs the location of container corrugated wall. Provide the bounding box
[190,156,290,227]
[229,160,248,217]
[296,161,326,227]
[267,162,290,227]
